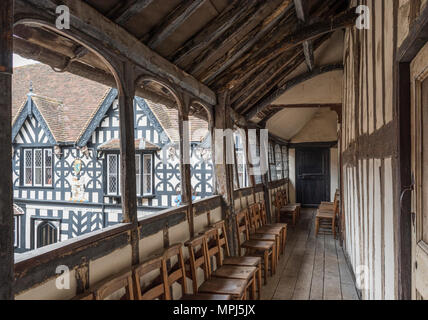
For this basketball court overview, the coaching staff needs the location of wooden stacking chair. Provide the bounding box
[133,254,168,300]
[275,191,299,226]
[235,210,276,284]
[251,202,287,256]
[315,191,340,238]
[185,235,248,300]
[92,269,135,300]
[203,227,258,300]
[163,243,229,300]
[210,220,263,299]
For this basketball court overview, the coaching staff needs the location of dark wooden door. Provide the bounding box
[296,147,330,207]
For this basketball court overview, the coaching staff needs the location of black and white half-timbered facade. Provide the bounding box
[12,64,213,253]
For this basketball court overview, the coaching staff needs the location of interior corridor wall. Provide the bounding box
[341,0,400,300]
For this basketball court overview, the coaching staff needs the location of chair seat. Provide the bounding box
[268,223,287,229]
[181,293,232,300]
[242,240,274,251]
[199,278,247,297]
[256,226,282,235]
[250,233,276,241]
[212,265,257,281]
[316,210,335,219]
[223,256,261,267]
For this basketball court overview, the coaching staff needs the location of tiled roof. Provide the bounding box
[98,138,160,151]
[12,63,209,144]
[146,101,209,143]
[12,63,110,143]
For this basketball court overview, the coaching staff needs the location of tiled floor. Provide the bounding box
[261,209,359,300]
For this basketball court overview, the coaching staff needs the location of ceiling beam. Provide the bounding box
[15,0,216,106]
[114,0,155,25]
[146,0,207,50]
[225,8,357,89]
[294,0,314,71]
[236,33,330,114]
[170,0,252,67]
[245,64,343,120]
[200,0,294,84]
[188,0,284,78]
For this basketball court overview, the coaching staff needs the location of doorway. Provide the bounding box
[296,147,330,207]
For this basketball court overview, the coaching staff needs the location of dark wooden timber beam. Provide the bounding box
[171,0,250,67]
[225,8,357,89]
[245,64,343,120]
[0,0,14,300]
[113,0,155,25]
[200,0,294,84]
[188,0,284,78]
[147,0,207,50]
[14,0,216,106]
[237,34,330,114]
[294,0,314,71]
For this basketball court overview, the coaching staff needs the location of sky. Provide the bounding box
[13,54,38,68]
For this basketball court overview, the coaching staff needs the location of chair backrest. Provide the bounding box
[163,243,188,299]
[93,269,135,300]
[133,254,168,300]
[185,235,209,294]
[259,201,268,225]
[203,227,222,270]
[235,209,250,248]
[212,220,231,258]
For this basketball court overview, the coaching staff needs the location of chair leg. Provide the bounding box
[263,251,269,285]
[251,275,257,300]
[257,264,262,300]
[315,217,320,236]
[292,212,296,226]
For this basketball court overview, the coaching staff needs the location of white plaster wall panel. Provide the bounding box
[331,148,339,202]
[89,245,132,287]
[374,159,382,300]
[139,231,163,261]
[384,158,396,299]
[16,270,77,300]
[288,149,296,203]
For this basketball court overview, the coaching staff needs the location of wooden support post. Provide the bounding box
[117,62,139,265]
[214,91,237,255]
[245,127,257,203]
[0,0,14,300]
[179,95,194,238]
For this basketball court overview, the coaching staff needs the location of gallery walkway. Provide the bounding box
[262,209,359,300]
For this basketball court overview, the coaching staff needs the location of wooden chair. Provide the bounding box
[315,191,340,238]
[185,235,248,300]
[235,210,276,285]
[133,254,168,300]
[163,243,229,300]
[252,202,287,256]
[275,191,299,226]
[210,220,263,299]
[203,227,258,300]
[282,189,301,219]
[92,269,135,300]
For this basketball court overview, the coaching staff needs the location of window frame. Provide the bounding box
[21,147,54,188]
[105,152,154,197]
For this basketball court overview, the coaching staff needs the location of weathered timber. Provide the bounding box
[200,0,294,84]
[117,62,139,266]
[245,64,344,120]
[146,0,207,50]
[294,0,315,71]
[231,46,302,111]
[188,0,283,78]
[14,0,216,106]
[225,8,357,90]
[113,0,155,25]
[0,0,13,301]
[171,0,251,66]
